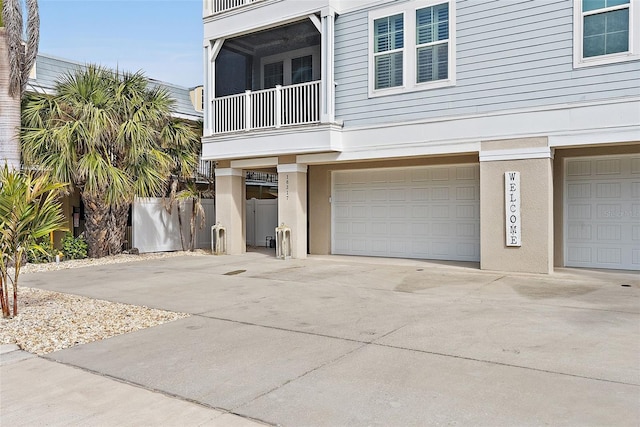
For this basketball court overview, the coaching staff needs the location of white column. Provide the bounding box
[277,163,308,259]
[215,168,246,255]
[320,8,336,124]
[203,44,211,135]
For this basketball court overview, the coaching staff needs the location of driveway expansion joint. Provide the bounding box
[39,355,275,426]
[194,314,640,388]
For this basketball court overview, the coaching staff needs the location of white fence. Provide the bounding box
[132,198,216,253]
[246,198,278,247]
[132,197,277,253]
[212,81,320,135]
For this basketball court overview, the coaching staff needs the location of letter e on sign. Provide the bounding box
[505,172,521,247]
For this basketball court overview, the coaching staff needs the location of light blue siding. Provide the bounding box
[334,0,640,127]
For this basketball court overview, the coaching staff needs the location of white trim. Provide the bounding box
[368,0,456,98]
[549,127,640,147]
[231,157,279,168]
[298,140,479,165]
[346,96,640,133]
[277,164,308,174]
[480,147,553,162]
[573,0,640,68]
[215,168,244,177]
[202,123,343,160]
[210,39,224,62]
[308,13,321,32]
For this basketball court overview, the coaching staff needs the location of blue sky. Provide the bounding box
[39,0,203,88]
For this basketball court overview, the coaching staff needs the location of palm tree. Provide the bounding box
[0,0,39,170]
[0,165,66,318]
[21,65,200,257]
[176,182,211,252]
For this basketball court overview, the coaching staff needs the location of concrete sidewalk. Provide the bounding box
[1,345,264,426]
[4,252,640,426]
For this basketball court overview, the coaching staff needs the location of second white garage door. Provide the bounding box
[332,165,480,262]
[565,154,640,270]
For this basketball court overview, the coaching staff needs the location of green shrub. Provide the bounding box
[61,233,88,260]
[27,239,56,264]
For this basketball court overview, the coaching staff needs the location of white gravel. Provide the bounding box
[1,251,207,355]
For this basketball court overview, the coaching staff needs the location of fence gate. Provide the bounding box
[246,198,278,247]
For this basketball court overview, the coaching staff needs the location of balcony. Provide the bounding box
[203,0,265,16]
[203,12,342,160]
[212,81,320,135]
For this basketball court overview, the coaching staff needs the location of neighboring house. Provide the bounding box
[202,0,640,273]
[27,54,211,250]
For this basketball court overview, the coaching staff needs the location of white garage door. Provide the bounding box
[332,165,480,262]
[565,155,640,270]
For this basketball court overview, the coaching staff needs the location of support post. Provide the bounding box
[214,167,246,255]
[277,163,308,259]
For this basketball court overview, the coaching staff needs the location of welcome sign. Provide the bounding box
[505,171,521,247]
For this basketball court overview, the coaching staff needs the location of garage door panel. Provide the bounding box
[456,186,476,200]
[411,188,429,202]
[596,182,621,198]
[597,247,622,265]
[457,242,478,258]
[411,169,429,182]
[567,183,591,198]
[596,158,622,175]
[565,155,639,270]
[332,165,480,262]
[431,168,450,181]
[456,205,476,219]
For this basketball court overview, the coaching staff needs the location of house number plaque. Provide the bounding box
[505,171,521,247]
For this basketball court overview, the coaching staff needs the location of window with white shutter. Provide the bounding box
[369,0,455,97]
[374,14,404,89]
[416,4,449,83]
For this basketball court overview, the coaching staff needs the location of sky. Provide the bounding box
[38,0,203,88]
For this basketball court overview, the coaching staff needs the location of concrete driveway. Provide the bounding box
[9,252,640,426]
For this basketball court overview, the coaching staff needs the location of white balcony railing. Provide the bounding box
[211,81,320,135]
[204,0,264,16]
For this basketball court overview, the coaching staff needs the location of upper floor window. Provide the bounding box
[264,61,284,88]
[574,0,639,67]
[260,47,320,89]
[416,4,449,83]
[292,55,313,84]
[369,0,455,97]
[374,14,404,89]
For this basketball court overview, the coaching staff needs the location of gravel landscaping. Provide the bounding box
[1,251,206,355]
